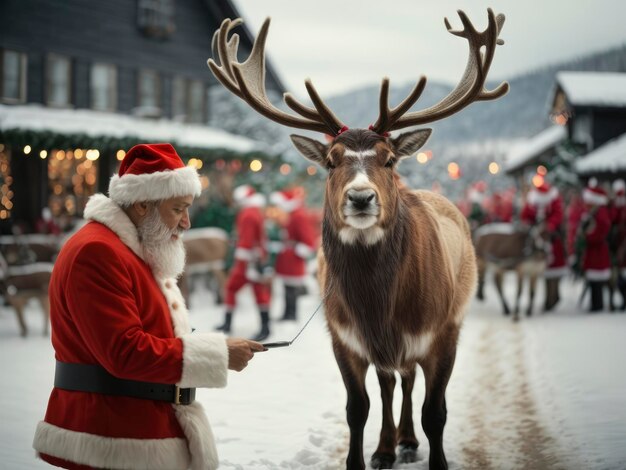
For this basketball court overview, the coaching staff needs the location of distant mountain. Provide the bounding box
[326,43,626,149]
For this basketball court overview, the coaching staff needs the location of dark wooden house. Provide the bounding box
[0,0,284,232]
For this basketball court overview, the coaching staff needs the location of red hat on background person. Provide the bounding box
[270,187,305,213]
[527,180,559,207]
[108,143,201,205]
[233,184,266,207]
[583,178,609,206]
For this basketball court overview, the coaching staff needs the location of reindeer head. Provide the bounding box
[290,128,431,244]
[207,10,508,245]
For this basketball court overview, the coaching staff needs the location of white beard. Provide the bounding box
[138,206,186,279]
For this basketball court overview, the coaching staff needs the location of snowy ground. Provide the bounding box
[1,273,625,470]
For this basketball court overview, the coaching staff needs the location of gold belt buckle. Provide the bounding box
[174,385,181,405]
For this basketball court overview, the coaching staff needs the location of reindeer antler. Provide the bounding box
[370,8,509,135]
[207,18,346,135]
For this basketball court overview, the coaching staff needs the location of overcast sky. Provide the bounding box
[232,0,626,98]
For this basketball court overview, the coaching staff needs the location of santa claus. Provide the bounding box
[270,187,319,321]
[215,184,272,341]
[520,180,567,311]
[33,143,265,470]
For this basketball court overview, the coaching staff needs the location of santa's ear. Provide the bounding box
[391,128,432,158]
[133,201,150,217]
[290,134,329,166]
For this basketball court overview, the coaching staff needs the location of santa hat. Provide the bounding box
[270,187,305,212]
[233,184,266,207]
[527,181,558,207]
[582,178,608,206]
[108,143,201,205]
[613,178,625,196]
[468,181,486,204]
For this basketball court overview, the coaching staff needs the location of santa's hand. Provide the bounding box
[226,337,267,372]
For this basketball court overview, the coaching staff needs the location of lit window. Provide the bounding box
[90,63,117,111]
[47,54,72,107]
[187,80,205,123]
[1,50,27,103]
[137,0,175,39]
[138,69,161,110]
[171,76,187,121]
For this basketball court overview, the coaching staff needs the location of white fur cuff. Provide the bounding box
[178,333,228,388]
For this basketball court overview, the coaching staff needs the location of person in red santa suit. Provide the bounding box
[609,179,626,310]
[520,180,567,311]
[270,187,318,321]
[580,179,612,312]
[33,143,265,470]
[215,184,272,341]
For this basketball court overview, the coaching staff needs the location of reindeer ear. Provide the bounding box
[391,128,432,158]
[290,134,328,166]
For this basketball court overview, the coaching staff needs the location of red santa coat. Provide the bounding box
[33,195,228,470]
[520,191,567,278]
[583,205,612,280]
[274,206,318,285]
[225,205,271,308]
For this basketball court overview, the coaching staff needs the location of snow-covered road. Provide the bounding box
[1,274,625,469]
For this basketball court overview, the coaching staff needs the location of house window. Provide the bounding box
[90,63,117,111]
[171,76,187,121]
[138,69,160,111]
[46,54,72,107]
[1,50,27,103]
[187,80,205,123]
[137,0,175,39]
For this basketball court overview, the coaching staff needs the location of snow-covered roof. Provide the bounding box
[575,132,626,175]
[556,72,626,108]
[504,125,567,173]
[0,104,260,153]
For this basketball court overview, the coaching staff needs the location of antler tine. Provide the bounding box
[207,17,345,135]
[375,9,508,134]
[371,76,427,134]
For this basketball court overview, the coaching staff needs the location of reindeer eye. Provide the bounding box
[384,158,396,168]
[326,161,336,170]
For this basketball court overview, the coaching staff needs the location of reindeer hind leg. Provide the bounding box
[12,297,28,337]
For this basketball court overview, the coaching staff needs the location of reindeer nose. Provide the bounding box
[347,189,376,210]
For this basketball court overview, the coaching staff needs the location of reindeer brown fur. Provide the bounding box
[0,265,52,337]
[207,9,507,469]
[178,228,229,306]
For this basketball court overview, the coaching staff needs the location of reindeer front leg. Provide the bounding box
[397,366,419,463]
[420,331,458,470]
[371,369,396,469]
[331,334,370,470]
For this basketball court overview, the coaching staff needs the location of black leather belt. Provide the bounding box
[54,361,196,405]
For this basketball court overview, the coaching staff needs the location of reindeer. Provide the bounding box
[474,223,548,321]
[178,227,230,306]
[0,251,52,337]
[208,9,507,469]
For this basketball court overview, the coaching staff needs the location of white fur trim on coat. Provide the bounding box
[173,402,219,470]
[33,421,190,470]
[528,187,558,207]
[586,268,611,281]
[83,194,144,259]
[582,188,608,206]
[109,166,202,205]
[178,333,228,388]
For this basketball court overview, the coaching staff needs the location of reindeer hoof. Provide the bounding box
[370,452,395,469]
[398,442,419,463]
